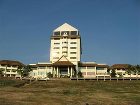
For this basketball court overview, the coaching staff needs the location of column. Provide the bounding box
[58,68,60,78]
[53,67,55,77]
[71,67,73,77]
[4,66,7,77]
[86,66,87,77]
[68,67,70,76]
[37,67,38,78]
[57,67,58,77]
[95,66,97,77]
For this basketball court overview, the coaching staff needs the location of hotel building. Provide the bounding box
[29,23,109,78]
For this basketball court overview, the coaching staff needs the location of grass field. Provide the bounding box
[0,79,140,105]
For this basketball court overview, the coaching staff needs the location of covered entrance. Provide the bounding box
[52,61,75,78]
[60,67,68,76]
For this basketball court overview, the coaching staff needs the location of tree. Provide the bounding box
[47,72,53,78]
[23,65,32,77]
[132,65,137,75]
[77,71,83,78]
[136,65,140,74]
[107,68,111,75]
[17,65,32,77]
[127,65,132,75]
[17,66,24,76]
[0,68,4,77]
[111,69,116,77]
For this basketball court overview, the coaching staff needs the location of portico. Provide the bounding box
[52,61,75,78]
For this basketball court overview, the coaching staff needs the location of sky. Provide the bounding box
[0,0,140,65]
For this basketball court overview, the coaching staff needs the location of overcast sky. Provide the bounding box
[0,0,140,65]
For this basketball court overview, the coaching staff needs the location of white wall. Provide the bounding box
[29,66,52,78]
[80,66,96,78]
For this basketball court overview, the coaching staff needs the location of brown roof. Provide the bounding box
[96,64,109,68]
[37,64,52,67]
[79,62,109,68]
[52,61,74,67]
[0,60,25,66]
[79,63,97,67]
[111,64,129,69]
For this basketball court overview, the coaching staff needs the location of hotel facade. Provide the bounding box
[29,23,109,78]
[0,23,138,78]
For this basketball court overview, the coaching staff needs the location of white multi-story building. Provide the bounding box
[49,23,82,77]
[29,23,109,78]
[0,60,24,77]
[50,23,81,64]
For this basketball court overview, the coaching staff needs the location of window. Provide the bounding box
[62,46,68,48]
[70,42,77,44]
[82,72,86,75]
[47,67,51,69]
[1,64,6,67]
[70,47,76,49]
[12,69,17,72]
[70,52,76,54]
[87,72,95,75]
[53,57,59,59]
[54,43,60,45]
[6,69,10,72]
[96,67,105,70]
[0,68,5,71]
[62,42,68,44]
[12,65,17,67]
[87,67,95,69]
[61,31,69,35]
[63,37,67,39]
[80,67,86,69]
[54,38,60,40]
[38,67,46,69]
[53,47,59,49]
[7,65,10,67]
[70,57,76,59]
[71,31,77,35]
[11,74,15,77]
[54,31,60,35]
[71,38,76,39]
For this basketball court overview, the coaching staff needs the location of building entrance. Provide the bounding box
[60,67,68,77]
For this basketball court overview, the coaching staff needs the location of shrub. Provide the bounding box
[77,71,83,78]
[47,72,53,78]
[111,69,116,77]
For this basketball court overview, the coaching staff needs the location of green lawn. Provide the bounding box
[0,79,140,105]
